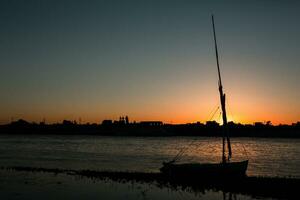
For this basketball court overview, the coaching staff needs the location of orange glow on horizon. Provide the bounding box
[0,115,298,125]
[1,67,299,126]
[1,98,299,125]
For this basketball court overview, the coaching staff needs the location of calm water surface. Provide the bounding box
[0,135,299,177]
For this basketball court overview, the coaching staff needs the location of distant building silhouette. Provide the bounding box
[11,119,30,126]
[140,121,163,126]
[206,121,219,127]
[254,122,264,127]
[102,120,113,125]
[62,120,74,126]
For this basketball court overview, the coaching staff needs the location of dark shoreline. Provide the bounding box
[1,122,300,138]
[1,166,299,199]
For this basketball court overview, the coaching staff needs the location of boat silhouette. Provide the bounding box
[160,15,248,177]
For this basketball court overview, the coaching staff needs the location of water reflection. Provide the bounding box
[0,169,268,200]
[3,166,298,200]
[223,192,237,200]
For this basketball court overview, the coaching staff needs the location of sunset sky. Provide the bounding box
[0,0,299,125]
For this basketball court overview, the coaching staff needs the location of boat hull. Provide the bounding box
[160,160,248,178]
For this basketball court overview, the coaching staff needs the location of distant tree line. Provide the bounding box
[0,118,299,138]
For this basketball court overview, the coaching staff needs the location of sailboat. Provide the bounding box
[160,15,248,177]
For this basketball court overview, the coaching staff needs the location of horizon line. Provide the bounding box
[2,118,300,126]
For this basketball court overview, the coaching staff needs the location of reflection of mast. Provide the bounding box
[212,15,232,163]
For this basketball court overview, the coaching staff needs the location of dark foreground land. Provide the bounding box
[2,166,299,199]
[1,119,300,137]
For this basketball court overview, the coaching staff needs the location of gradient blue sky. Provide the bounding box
[0,0,299,124]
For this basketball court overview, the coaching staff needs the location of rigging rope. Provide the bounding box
[226,98,249,160]
[207,104,219,121]
[171,104,221,163]
[172,139,199,162]
[241,143,249,160]
[209,106,220,121]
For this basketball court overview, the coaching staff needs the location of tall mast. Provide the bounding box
[211,15,232,163]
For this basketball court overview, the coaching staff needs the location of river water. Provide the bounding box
[0,135,299,177]
[1,135,299,200]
